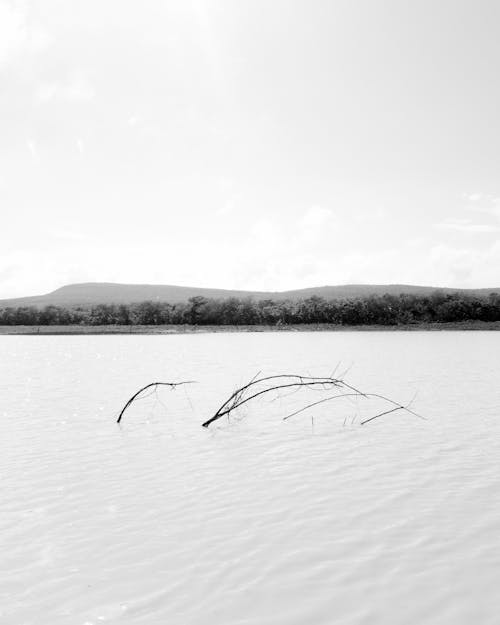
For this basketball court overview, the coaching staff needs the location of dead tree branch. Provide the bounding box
[284,391,425,424]
[116,381,196,423]
[116,373,424,429]
[202,373,424,428]
[202,374,362,428]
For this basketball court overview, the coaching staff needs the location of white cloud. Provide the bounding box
[3,231,500,300]
[26,139,39,161]
[424,242,500,287]
[299,206,333,228]
[0,3,24,64]
[36,72,95,103]
[465,193,500,220]
[216,208,343,290]
[215,194,241,218]
[46,228,92,243]
[297,206,337,245]
[434,219,500,233]
[300,241,500,289]
[0,2,49,68]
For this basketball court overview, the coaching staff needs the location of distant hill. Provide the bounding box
[1,282,500,309]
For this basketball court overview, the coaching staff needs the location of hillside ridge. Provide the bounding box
[1,281,500,308]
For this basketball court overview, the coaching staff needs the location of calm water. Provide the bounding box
[1,332,499,625]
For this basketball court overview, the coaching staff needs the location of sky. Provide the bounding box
[1,0,500,298]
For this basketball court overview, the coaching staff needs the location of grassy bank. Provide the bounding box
[2,321,500,334]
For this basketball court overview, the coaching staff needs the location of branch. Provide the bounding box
[202,374,345,427]
[284,391,425,424]
[116,381,196,423]
[202,373,425,428]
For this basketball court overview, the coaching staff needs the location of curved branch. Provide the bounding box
[283,391,425,424]
[209,374,334,422]
[283,392,363,420]
[202,372,425,429]
[202,374,343,428]
[117,381,196,423]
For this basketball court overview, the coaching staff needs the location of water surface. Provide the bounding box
[1,332,499,624]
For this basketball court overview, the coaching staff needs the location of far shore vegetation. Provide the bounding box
[2,291,500,332]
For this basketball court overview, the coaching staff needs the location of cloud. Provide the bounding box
[36,72,95,103]
[297,206,337,245]
[46,228,92,243]
[3,192,500,299]
[434,219,500,233]
[426,243,500,287]
[0,2,49,68]
[299,206,333,228]
[215,194,242,218]
[463,193,500,220]
[26,139,39,161]
[218,208,343,290]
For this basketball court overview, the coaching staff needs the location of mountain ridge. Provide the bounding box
[1,282,500,308]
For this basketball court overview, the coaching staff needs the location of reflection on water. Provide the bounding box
[1,332,500,624]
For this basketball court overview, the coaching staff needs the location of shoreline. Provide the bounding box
[2,321,500,334]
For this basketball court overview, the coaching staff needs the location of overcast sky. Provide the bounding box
[1,0,500,297]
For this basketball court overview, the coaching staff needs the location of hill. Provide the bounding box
[1,282,500,309]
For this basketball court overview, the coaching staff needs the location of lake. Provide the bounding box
[2,332,499,624]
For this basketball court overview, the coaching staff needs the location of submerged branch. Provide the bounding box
[202,374,344,427]
[202,373,425,429]
[116,372,424,430]
[116,381,196,423]
[284,391,425,424]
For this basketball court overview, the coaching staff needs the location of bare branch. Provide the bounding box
[116,371,425,430]
[202,373,425,429]
[116,381,196,423]
[203,374,344,428]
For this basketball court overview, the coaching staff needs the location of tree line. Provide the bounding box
[1,291,500,326]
